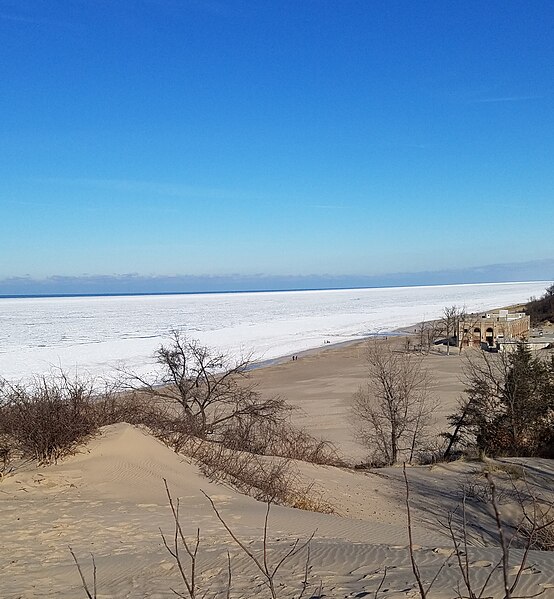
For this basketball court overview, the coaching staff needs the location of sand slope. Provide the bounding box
[1,423,553,598]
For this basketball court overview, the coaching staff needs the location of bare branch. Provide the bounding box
[69,547,97,599]
[203,491,316,599]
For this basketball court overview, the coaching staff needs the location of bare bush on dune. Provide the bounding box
[520,506,554,552]
[91,389,167,430]
[404,464,552,599]
[202,490,318,599]
[0,434,14,480]
[70,480,320,599]
[0,372,169,465]
[154,403,342,468]
[182,438,334,513]
[510,474,554,553]
[218,415,343,467]
[0,373,103,464]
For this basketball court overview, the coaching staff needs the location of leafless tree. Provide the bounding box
[352,341,437,465]
[417,319,442,354]
[456,312,481,354]
[440,305,466,355]
[120,331,287,442]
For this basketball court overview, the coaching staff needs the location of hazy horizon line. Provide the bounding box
[2,279,551,300]
[1,258,552,298]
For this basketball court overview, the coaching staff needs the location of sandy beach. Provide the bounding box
[1,330,553,598]
[250,335,468,462]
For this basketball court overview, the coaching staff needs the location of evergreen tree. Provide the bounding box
[444,344,554,458]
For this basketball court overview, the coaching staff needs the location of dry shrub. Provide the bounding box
[91,392,148,427]
[186,438,293,502]
[521,512,554,551]
[411,439,453,466]
[219,415,343,466]
[91,391,175,433]
[460,465,554,553]
[0,375,100,464]
[183,439,334,513]
[514,477,554,552]
[483,460,525,480]
[289,490,335,514]
[145,410,206,453]
[0,434,13,479]
[459,464,522,505]
[0,375,167,465]
[458,475,507,504]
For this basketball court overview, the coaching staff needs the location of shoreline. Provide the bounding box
[2,282,547,382]
[248,297,540,374]
[247,331,406,371]
[247,300,542,461]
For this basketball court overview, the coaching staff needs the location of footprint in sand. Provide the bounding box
[470,560,492,567]
[508,565,541,575]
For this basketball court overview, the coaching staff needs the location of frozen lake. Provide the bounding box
[0,281,548,381]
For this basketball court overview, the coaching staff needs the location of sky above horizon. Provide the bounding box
[1,0,553,290]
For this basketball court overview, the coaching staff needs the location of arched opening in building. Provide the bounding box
[473,327,481,347]
[485,327,494,347]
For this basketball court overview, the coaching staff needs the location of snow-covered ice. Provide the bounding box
[0,281,548,381]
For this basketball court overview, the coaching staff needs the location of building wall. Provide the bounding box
[458,314,530,347]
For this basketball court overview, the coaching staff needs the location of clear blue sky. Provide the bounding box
[1,0,553,290]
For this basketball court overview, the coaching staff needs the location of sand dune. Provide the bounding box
[1,422,553,598]
[1,329,553,598]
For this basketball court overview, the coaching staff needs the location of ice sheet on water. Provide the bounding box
[0,281,548,381]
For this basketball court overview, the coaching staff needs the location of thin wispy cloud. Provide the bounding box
[43,177,270,204]
[37,177,322,212]
[442,84,546,106]
[4,199,57,209]
[0,10,73,28]
[142,0,229,17]
[309,204,345,210]
[381,142,429,150]
[471,94,544,103]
